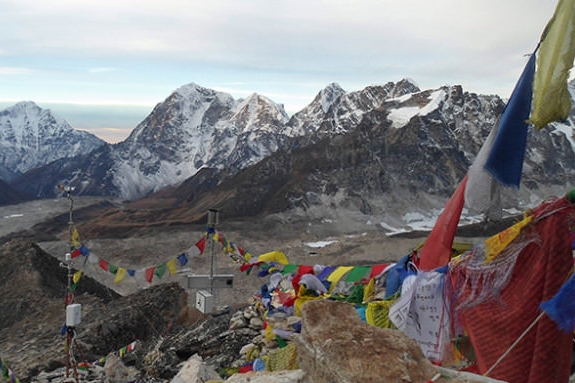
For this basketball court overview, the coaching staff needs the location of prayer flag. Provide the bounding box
[281,264,298,275]
[327,266,354,292]
[177,253,188,266]
[258,251,289,265]
[530,0,575,129]
[541,273,575,332]
[114,268,127,283]
[108,264,118,275]
[145,267,155,283]
[71,227,81,247]
[417,175,468,271]
[166,259,177,275]
[73,270,82,284]
[155,264,167,279]
[195,237,206,255]
[99,259,109,272]
[484,53,536,187]
[464,121,503,220]
[345,266,371,283]
[71,249,82,259]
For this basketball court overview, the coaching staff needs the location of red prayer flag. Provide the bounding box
[99,258,109,271]
[196,237,206,254]
[369,264,388,279]
[145,267,155,283]
[418,175,468,271]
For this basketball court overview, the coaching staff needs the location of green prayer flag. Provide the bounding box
[155,264,167,279]
[281,264,298,275]
[345,266,371,282]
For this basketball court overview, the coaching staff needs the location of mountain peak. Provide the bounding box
[0,101,105,179]
[308,83,346,114]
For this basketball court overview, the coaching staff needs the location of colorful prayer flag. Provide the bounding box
[154,264,167,279]
[541,273,575,332]
[73,270,82,284]
[417,175,468,271]
[166,259,177,275]
[177,253,188,266]
[99,259,109,272]
[114,268,127,283]
[484,53,536,188]
[530,0,575,129]
[145,267,155,283]
[71,227,81,247]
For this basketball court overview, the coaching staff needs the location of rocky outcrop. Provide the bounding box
[292,300,437,383]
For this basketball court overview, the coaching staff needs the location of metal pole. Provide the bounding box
[207,209,219,304]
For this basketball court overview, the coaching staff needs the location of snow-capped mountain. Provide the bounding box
[0,101,105,181]
[7,80,575,230]
[108,83,290,199]
[113,82,574,232]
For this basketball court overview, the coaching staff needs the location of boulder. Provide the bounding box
[291,300,508,383]
[170,354,221,383]
[224,369,305,383]
[292,300,438,383]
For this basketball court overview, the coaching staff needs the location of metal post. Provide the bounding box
[207,209,219,301]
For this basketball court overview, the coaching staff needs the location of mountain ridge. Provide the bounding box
[3,81,575,233]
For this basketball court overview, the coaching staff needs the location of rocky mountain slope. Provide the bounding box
[67,85,575,236]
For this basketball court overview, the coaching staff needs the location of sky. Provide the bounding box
[0,0,562,143]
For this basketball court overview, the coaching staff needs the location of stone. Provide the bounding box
[224,369,305,383]
[170,354,221,383]
[292,300,437,383]
[290,300,508,383]
[248,317,263,329]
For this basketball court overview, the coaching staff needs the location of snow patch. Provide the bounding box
[303,240,338,248]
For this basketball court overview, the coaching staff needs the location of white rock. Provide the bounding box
[224,369,305,383]
[170,354,221,383]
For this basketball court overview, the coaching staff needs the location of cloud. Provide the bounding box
[88,67,119,73]
[0,67,35,75]
[0,0,563,128]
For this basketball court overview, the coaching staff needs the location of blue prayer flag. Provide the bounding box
[484,53,536,188]
[540,273,575,332]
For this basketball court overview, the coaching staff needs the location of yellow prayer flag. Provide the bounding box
[530,0,575,129]
[166,259,177,275]
[73,270,83,284]
[326,266,354,292]
[363,278,376,303]
[114,268,128,283]
[71,227,81,247]
[258,251,289,265]
[484,215,533,263]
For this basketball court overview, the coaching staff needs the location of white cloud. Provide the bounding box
[0,67,35,75]
[0,0,566,141]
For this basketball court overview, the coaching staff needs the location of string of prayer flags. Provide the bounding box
[67,225,254,285]
[95,341,139,365]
